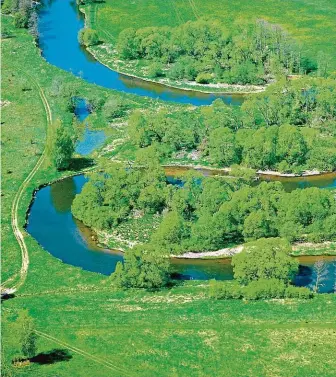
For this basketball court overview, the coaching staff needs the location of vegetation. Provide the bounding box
[127,78,336,173]
[73,156,336,254]
[83,0,336,91]
[112,244,170,289]
[78,28,100,47]
[231,238,298,285]
[209,279,312,300]
[46,119,75,170]
[116,20,315,85]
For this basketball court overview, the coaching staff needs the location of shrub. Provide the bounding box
[195,73,212,84]
[285,285,313,299]
[209,279,312,300]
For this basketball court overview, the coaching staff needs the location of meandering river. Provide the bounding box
[38,0,244,106]
[30,1,336,290]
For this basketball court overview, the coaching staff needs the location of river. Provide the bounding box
[37,0,244,106]
[31,1,336,291]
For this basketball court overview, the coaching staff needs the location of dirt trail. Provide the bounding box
[1,76,52,292]
[35,330,132,375]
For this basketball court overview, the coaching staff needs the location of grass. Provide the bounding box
[2,284,336,376]
[81,0,336,88]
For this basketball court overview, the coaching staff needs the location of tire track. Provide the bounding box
[35,330,132,375]
[1,76,52,292]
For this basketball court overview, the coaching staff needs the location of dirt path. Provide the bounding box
[1,76,52,292]
[35,330,132,375]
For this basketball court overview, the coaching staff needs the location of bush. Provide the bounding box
[285,285,313,299]
[14,12,29,28]
[195,73,212,84]
[209,279,313,300]
[244,279,286,300]
[209,280,242,299]
[78,28,99,47]
[148,62,164,78]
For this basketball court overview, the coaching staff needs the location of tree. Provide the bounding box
[46,119,74,170]
[111,244,170,289]
[232,238,298,285]
[312,260,329,293]
[208,127,240,166]
[78,28,99,47]
[16,310,37,359]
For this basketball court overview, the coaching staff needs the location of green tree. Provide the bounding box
[232,238,299,285]
[208,127,240,166]
[78,28,99,47]
[46,119,74,170]
[111,244,170,289]
[16,310,37,359]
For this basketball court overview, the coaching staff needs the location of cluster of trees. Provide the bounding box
[128,78,336,173]
[117,20,316,85]
[72,153,336,255]
[72,151,169,229]
[151,180,336,253]
[2,0,38,38]
[209,238,312,300]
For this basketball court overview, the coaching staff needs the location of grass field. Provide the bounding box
[3,283,336,377]
[84,0,336,78]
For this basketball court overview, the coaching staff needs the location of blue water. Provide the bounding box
[37,0,245,106]
[26,175,123,275]
[74,98,106,155]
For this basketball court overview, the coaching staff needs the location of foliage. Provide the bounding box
[231,238,299,285]
[209,279,312,300]
[111,244,170,289]
[46,119,75,170]
[16,310,37,359]
[116,20,315,85]
[72,154,169,229]
[127,78,336,173]
[78,28,100,47]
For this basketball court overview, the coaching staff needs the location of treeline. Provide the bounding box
[72,154,336,254]
[2,0,38,38]
[128,78,336,173]
[117,20,317,85]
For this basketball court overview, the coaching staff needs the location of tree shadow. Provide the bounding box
[1,293,16,302]
[68,157,94,171]
[30,349,72,365]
